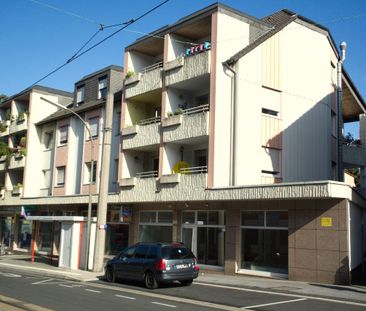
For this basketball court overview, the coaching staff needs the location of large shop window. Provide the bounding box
[139,211,172,243]
[241,211,288,275]
[182,211,225,267]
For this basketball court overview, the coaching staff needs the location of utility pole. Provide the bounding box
[337,42,347,182]
[93,86,114,272]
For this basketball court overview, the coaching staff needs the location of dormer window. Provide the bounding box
[76,85,85,104]
[98,76,108,99]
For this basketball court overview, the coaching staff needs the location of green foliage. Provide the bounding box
[0,94,8,104]
[126,70,135,78]
[174,108,184,115]
[0,122,8,133]
[0,141,11,158]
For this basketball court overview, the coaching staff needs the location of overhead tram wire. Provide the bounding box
[27,0,170,89]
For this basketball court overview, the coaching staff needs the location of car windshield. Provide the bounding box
[162,247,195,259]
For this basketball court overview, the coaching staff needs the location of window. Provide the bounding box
[43,131,54,150]
[98,76,108,99]
[241,211,288,274]
[134,245,149,259]
[76,85,85,104]
[85,162,97,184]
[194,149,208,167]
[59,126,68,145]
[331,112,336,137]
[56,166,65,186]
[115,111,121,135]
[88,117,99,139]
[139,211,173,243]
[261,148,280,176]
[262,108,278,117]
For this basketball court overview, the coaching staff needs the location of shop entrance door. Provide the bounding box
[1,217,12,249]
[182,227,196,256]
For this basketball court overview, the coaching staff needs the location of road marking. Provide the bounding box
[152,302,177,308]
[85,282,245,311]
[195,282,366,308]
[0,272,22,278]
[85,289,101,294]
[115,294,136,300]
[32,278,54,285]
[243,298,307,309]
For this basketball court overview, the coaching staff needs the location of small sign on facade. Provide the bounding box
[321,217,332,227]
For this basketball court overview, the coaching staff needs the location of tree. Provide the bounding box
[0,94,8,104]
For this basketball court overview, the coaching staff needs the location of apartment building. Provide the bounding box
[0,86,72,252]
[1,3,366,284]
[117,4,366,284]
[0,66,124,264]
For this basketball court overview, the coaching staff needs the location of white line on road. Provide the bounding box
[115,294,136,300]
[85,289,101,294]
[152,302,177,308]
[195,282,366,308]
[0,272,22,278]
[243,298,307,309]
[32,278,54,285]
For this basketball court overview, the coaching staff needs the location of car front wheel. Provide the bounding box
[144,271,158,289]
[105,267,115,283]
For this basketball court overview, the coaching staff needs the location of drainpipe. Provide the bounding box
[223,62,237,186]
[337,42,347,182]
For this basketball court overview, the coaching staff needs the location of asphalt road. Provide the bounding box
[0,267,365,311]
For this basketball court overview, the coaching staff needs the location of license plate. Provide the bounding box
[175,264,189,269]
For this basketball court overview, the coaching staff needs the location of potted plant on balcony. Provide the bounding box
[0,141,11,162]
[17,112,26,123]
[12,183,23,195]
[126,70,135,78]
[0,121,8,133]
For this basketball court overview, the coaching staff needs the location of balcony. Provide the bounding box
[165,51,210,87]
[162,105,209,143]
[0,121,10,137]
[125,62,163,99]
[343,144,366,167]
[9,115,28,134]
[122,117,161,150]
[8,154,26,170]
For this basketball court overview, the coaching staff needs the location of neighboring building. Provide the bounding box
[1,3,366,284]
[0,86,73,252]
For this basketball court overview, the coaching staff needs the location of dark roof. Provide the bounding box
[126,2,270,50]
[224,8,341,66]
[225,10,297,66]
[1,85,72,106]
[76,65,123,84]
[37,92,123,125]
[343,67,366,108]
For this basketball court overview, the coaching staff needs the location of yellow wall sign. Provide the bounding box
[321,217,333,227]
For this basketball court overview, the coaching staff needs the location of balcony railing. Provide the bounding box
[180,166,208,174]
[140,61,163,74]
[138,116,161,126]
[136,170,158,178]
[183,104,209,115]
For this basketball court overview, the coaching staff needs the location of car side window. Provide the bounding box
[134,245,149,259]
[120,246,136,259]
[146,246,158,259]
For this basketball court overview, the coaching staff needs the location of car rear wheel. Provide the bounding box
[180,279,193,286]
[144,271,158,289]
[105,267,115,283]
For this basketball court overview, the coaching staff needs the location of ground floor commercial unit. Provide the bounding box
[1,181,365,284]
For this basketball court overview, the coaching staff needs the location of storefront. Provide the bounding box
[239,210,288,276]
[105,206,130,255]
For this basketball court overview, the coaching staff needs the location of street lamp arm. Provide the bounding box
[40,97,93,141]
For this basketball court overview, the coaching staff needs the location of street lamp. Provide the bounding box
[40,97,94,270]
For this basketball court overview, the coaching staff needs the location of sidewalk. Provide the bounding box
[1,254,366,303]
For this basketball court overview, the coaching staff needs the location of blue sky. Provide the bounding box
[1,0,365,135]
